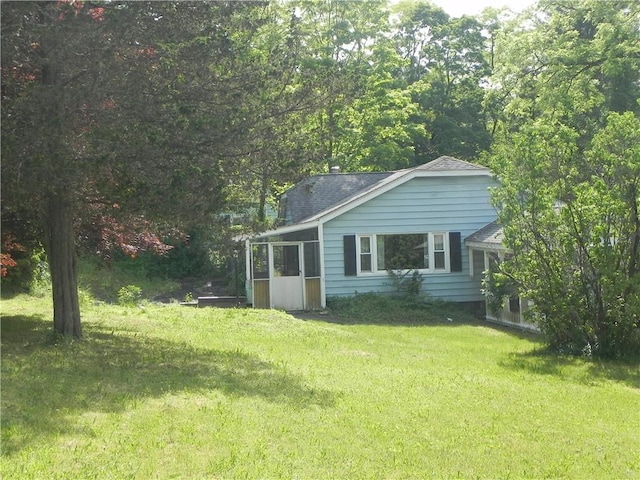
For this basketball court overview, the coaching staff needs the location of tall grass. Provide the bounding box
[2,295,639,479]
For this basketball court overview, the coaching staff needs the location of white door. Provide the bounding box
[270,243,304,310]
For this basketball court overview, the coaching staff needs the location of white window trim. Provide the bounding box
[355,232,451,276]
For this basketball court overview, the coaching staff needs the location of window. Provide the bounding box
[349,232,456,275]
[251,244,269,279]
[508,295,521,313]
[471,249,485,279]
[377,234,428,270]
[358,236,373,273]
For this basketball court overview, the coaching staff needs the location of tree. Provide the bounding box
[391,1,492,162]
[331,42,427,171]
[488,0,640,140]
[222,1,348,224]
[391,0,449,84]
[486,0,640,357]
[1,1,281,336]
[288,0,390,168]
[491,113,639,358]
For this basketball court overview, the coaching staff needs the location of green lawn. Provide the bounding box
[2,295,639,479]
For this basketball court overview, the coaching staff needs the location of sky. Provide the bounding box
[429,0,536,17]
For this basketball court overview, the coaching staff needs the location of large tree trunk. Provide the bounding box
[45,193,82,337]
[41,56,82,337]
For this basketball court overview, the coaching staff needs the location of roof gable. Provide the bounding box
[270,156,492,235]
[283,172,391,224]
[301,156,491,224]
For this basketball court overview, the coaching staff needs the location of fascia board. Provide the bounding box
[245,221,320,241]
[464,240,510,252]
[414,169,492,177]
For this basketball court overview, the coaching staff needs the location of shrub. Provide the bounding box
[0,245,50,295]
[386,269,423,297]
[327,292,475,324]
[117,285,142,306]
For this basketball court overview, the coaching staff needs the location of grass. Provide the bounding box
[2,293,639,479]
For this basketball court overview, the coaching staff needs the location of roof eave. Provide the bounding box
[414,169,492,177]
[465,240,509,251]
[238,220,320,242]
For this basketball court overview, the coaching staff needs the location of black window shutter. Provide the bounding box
[449,232,462,272]
[343,235,357,276]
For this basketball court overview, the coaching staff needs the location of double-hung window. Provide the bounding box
[357,235,373,273]
[432,233,446,271]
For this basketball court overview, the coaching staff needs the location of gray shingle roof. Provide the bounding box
[416,156,489,171]
[283,172,392,224]
[465,221,505,247]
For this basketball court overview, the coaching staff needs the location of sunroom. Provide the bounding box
[245,225,323,310]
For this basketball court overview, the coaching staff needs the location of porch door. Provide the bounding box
[270,243,304,310]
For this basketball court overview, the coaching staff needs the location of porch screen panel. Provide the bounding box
[304,241,321,278]
[252,244,269,279]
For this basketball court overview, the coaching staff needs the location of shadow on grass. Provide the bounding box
[317,295,480,325]
[302,295,540,341]
[1,313,50,335]
[0,289,29,301]
[499,348,640,390]
[1,314,336,456]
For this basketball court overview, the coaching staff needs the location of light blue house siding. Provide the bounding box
[322,175,498,302]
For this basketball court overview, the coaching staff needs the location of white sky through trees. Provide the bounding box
[428,0,535,17]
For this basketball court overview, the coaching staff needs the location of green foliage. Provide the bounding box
[332,58,427,171]
[489,0,640,136]
[386,269,424,297]
[391,3,492,161]
[117,285,142,307]
[0,246,50,296]
[491,113,640,358]
[124,229,216,281]
[482,265,517,316]
[28,257,52,298]
[488,1,640,359]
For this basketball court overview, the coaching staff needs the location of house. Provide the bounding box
[242,156,505,314]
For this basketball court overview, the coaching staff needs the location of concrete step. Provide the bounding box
[196,296,247,308]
